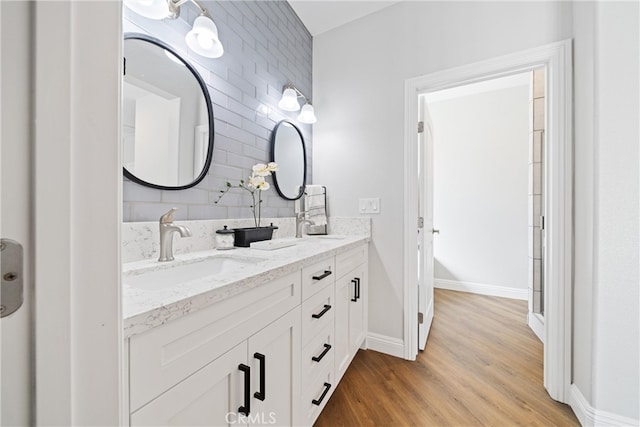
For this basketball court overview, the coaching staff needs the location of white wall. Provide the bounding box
[572,0,596,407]
[313,0,572,347]
[314,0,639,421]
[429,85,529,291]
[590,1,639,420]
[571,1,639,421]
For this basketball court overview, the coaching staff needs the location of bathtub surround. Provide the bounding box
[123,0,312,222]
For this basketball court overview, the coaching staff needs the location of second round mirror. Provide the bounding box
[270,121,307,200]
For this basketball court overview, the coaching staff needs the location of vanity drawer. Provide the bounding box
[301,257,335,300]
[336,245,367,279]
[301,321,334,386]
[128,271,301,412]
[300,365,334,426]
[301,284,335,347]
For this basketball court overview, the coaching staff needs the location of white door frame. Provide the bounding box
[33,2,122,424]
[403,40,573,403]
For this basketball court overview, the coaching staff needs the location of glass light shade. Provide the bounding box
[124,0,171,19]
[278,88,301,111]
[186,15,224,58]
[297,103,317,124]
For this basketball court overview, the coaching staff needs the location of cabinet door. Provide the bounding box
[349,265,367,355]
[334,264,367,382]
[334,274,351,382]
[247,307,301,427]
[131,341,247,426]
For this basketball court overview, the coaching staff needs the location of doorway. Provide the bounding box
[421,70,546,344]
[403,40,573,403]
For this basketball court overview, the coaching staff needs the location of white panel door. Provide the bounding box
[418,96,435,351]
[1,2,33,425]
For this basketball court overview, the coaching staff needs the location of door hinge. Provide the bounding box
[418,217,424,229]
[540,215,545,230]
[418,121,424,133]
[418,312,424,324]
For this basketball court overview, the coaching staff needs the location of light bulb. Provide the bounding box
[186,15,224,58]
[298,103,317,124]
[278,88,300,111]
[123,0,171,19]
[197,33,214,49]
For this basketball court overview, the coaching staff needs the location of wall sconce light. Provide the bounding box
[124,0,224,58]
[278,83,317,124]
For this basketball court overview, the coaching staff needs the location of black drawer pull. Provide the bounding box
[351,279,358,302]
[312,382,332,406]
[312,304,331,319]
[312,344,332,362]
[254,353,265,401]
[312,270,332,281]
[238,364,250,415]
[355,277,361,300]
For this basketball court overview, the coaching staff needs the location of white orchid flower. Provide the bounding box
[248,175,266,189]
[252,163,270,177]
[267,162,278,172]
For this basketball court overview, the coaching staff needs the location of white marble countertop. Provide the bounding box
[123,235,369,337]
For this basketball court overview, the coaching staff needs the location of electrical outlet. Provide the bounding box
[359,198,380,214]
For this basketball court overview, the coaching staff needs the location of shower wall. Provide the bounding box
[529,68,545,316]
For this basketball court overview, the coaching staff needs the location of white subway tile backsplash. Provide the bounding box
[121,217,369,264]
[124,1,312,222]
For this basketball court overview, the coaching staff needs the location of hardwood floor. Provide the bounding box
[315,289,578,426]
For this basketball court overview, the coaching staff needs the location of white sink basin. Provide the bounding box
[124,255,265,291]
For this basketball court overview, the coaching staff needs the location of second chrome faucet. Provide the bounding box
[158,208,192,262]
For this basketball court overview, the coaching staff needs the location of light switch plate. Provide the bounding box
[359,198,380,214]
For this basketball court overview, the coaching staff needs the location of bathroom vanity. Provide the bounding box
[122,235,368,426]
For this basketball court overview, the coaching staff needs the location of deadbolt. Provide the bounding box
[1,239,24,318]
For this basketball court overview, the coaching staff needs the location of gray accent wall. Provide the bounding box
[123,1,312,222]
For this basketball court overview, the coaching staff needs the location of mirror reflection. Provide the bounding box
[123,34,214,190]
[271,121,306,200]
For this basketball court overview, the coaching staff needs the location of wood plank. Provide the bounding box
[315,289,578,426]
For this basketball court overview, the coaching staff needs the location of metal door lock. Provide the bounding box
[1,239,24,318]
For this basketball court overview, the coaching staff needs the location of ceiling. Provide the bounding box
[288,1,402,36]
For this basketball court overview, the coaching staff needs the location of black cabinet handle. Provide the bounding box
[312,304,331,319]
[238,364,250,415]
[312,344,332,362]
[312,382,332,406]
[351,279,358,302]
[355,277,361,300]
[312,270,332,281]
[253,353,265,401]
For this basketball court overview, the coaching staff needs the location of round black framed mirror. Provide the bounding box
[270,120,307,200]
[122,33,214,190]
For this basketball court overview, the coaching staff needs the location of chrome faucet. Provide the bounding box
[295,212,314,238]
[158,208,192,262]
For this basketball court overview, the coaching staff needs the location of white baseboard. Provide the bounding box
[434,278,528,300]
[569,384,639,426]
[366,332,404,359]
[528,312,545,343]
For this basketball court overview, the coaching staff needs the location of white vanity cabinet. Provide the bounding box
[299,257,337,425]
[124,239,369,427]
[334,245,368,382]
[127,271,301,426]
